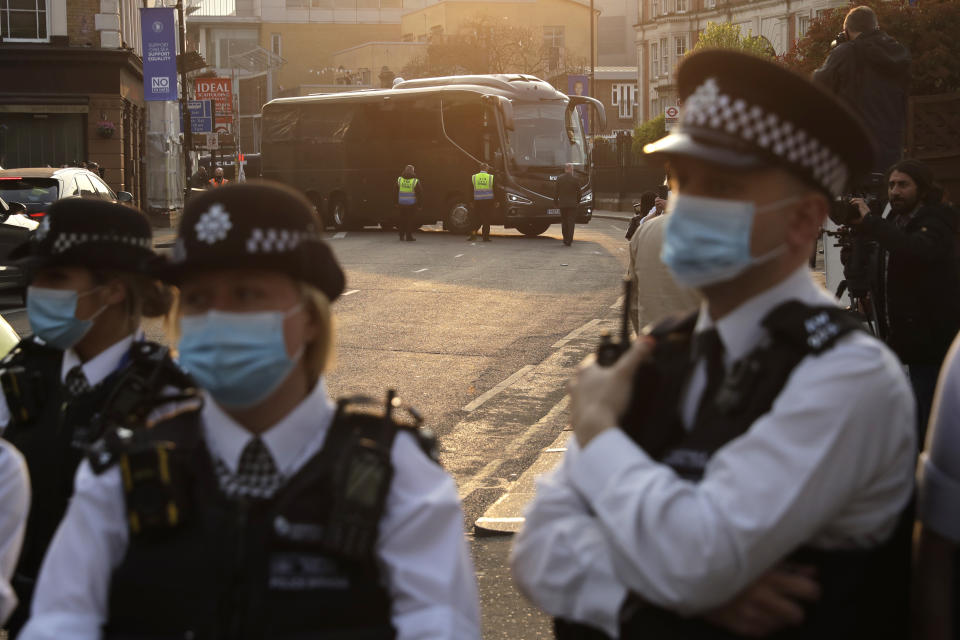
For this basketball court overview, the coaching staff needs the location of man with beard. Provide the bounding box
[850,159,960,441]
[813,5,910,173]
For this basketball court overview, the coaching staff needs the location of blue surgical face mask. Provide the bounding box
[27,286,107,350]
[177,305,304,409]
[660,193,801,288]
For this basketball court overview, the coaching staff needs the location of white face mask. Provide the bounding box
[660,193,801,288]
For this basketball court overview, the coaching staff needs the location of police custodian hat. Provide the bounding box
[161,182,346,301]
[8,198,155,272]
[645,49,874,198]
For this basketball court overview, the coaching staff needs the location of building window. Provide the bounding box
[704,0,716,8]
[0,0,48,41]
[676,0,687,12]
[659,37,668,75]
[613,84,637,119]
[651,0,658,17]
[650,42,658,76]
[675,34,687,57]
[544,26,565,71]
[271,33,282,56]
[798,15,810,38]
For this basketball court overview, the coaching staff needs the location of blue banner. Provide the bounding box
[567,74,589,135]
[140,8,178,102]
[180,100,213,133]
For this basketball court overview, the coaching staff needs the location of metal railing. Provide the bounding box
[189,0,261,18]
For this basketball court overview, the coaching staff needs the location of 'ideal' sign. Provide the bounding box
[194,78,233,117]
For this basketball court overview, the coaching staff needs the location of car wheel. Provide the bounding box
[516,222,551,237]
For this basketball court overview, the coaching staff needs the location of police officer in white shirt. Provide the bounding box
[511,50,916,639]
[20,182,481,640]
[0,198,178,634]
[0,440,28,626]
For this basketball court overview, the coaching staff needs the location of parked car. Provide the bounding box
[0,167,133,219]
[0,196,38,295]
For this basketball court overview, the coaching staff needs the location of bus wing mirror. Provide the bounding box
[568,96,606,134]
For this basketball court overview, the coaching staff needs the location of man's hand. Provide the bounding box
[654,197,667,213]
[703,565,821,637]
[570,338,653,448]
[848,197,870,224]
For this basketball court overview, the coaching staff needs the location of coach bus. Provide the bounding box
[260,74,605,236]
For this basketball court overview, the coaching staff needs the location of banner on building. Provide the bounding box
[567,74,589,135]
[194,77,234,135]
[140,8,178,102]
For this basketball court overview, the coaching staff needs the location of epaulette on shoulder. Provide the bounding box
[762,300,864,355]
[336,391,438,464]
[1,336,58,368]
[642,311,698,341]
[87,407,202,475]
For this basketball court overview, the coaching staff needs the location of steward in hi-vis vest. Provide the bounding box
[394,164,422,242]
[469,164,495,242]
[2,198,190,635]
[19,182,481,640]
[512,49,916,640]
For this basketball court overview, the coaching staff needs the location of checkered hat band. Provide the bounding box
[245,228,324,254]
[683,78,849,196]
[50,232,152,254]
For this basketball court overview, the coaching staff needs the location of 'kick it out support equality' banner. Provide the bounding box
[141,7,178,102]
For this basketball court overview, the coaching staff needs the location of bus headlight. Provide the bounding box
[580,190,593,204]
[506,192,533,205]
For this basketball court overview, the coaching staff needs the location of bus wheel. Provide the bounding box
[517,222,551,237]
[444,198,474,234]
[331,198,349,230]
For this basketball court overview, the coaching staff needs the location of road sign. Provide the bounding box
[181,99,213,133]
[194,132,219,150]
[664,105,681,131]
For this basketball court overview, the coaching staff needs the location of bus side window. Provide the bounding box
[441,97,483,159]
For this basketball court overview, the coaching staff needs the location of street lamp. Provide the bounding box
[176,0,193,203]
[589,0,595,134]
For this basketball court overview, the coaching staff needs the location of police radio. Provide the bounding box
[596,279,633,366]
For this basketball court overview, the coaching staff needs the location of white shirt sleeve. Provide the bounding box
[0,440,29,624]
[918,334,960,542]
[378,432,481,639]
[19,462,128,640]
[562,337,915,615]
[510,449,628,637]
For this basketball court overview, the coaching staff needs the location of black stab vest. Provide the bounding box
[103,408,398,640]
[558,301,911,640]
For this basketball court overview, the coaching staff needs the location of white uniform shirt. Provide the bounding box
[511,268,916,636]
[918,332,960,542]
[20,379,481,639]
[0,334,137,430]
[0,439,29,624]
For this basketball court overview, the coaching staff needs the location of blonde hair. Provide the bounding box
[92,269,173,319]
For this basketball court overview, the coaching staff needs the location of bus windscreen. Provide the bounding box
[506,103,586,171]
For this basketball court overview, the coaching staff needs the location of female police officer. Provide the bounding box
[20,182,481,639]
[1,198,178,634]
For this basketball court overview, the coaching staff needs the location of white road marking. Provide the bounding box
[610,295,624,310]
[455,253,464,258]
[332,232,347,239]
[462,365,534,412]
[457,395,570,498]
[413,268,429,273]
[342,289,360,297]
[543,447,567,453]
[551,318,601,348]
[475,517,525,525]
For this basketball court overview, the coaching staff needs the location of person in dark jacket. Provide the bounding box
[394,164,423,242]
[813,5,911,173]
[554,163,581,246]
[850,159,960,442]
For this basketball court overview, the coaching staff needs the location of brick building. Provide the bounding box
[0,0,149,206]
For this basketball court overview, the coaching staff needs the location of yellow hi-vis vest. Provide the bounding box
[472,172,494,200]
[398,177,418,205]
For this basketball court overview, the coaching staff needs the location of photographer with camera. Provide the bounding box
[813,5,910,173]
[847,159,960,442]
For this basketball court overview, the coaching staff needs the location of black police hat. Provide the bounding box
[645,49,875,198]
[160,182,346,301]
[7,198,155,272]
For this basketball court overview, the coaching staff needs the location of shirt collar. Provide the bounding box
[201,377,337,477]
[695,267,835,365]
[60,333,137,387]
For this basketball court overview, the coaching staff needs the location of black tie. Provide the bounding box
[64,365,91,397]
[693,329,725,423]
[217,437,283,500]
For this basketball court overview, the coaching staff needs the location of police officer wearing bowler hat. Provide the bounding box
[20,182,481,639]
[512,50,916,638]
[0,198,183,635]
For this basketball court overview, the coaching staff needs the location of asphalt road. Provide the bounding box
[3,218,632,638]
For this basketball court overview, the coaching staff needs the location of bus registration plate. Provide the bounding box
[547,208,561,215]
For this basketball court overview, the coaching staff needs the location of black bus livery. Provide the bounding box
[261,74,605,236]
